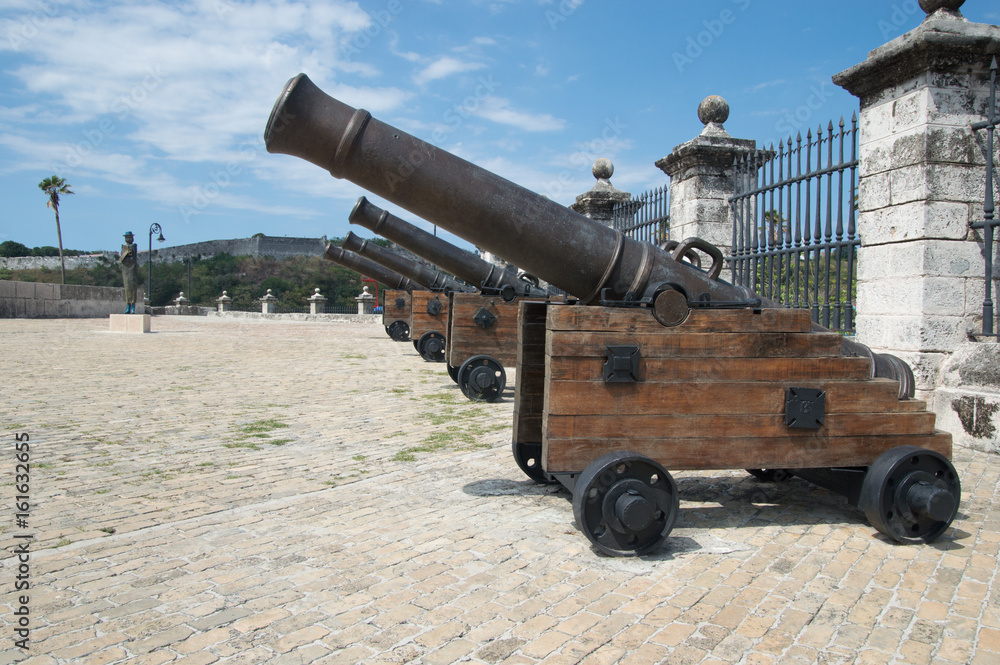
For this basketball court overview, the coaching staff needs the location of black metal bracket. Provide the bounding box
[597,284,761,310]
[479,283,531,302]
[394,297,406,309]
[426,298,442,316]
[603,345,640,383]
[473,307,496,330]
[688,293,763,309]
[785,388,826,429]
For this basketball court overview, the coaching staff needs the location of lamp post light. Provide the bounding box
[148,223,164,306]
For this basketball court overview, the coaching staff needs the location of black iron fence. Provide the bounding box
[611,184,669,246]
[729,116,860,333]
[971,56,999,341]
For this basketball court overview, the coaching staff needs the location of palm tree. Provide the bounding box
[38,175,73,284]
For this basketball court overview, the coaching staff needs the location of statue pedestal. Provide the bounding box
[109,314,151,333]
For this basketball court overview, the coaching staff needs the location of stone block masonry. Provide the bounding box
[0,280,142,318]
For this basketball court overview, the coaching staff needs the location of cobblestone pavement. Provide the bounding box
[1,317,998,665]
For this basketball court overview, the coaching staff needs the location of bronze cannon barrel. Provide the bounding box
[350,197,551,299]
[323,244,426,292]
[341,231,472,294]
[265,73,755,304]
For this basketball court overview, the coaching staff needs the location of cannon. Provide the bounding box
[341,232,472,361]
[266,73,960,555]
[350,197,559,400]
[323,244,423,341]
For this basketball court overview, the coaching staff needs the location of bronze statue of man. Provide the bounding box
[118,231,140,313]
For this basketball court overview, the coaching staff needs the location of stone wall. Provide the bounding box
[0,253,117,271]
[0,234,328,270]
[0,280,143,318]
[144,235,327,264]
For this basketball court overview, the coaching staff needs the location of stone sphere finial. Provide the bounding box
[592,158,614,181]
[698,95,729,126]
[919,0,964,15]
[590,157,615,180]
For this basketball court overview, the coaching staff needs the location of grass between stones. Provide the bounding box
[224,418,293,450]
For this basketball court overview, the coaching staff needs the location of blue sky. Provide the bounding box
[2,0,998,255]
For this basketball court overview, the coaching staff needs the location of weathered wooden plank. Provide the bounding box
[382,289,411,327]
[513,301,548,444]
[448,337,517,368]
[513,410,542,444]
[410,292,450,339]
[545,355,874,383]
[542,430,953,473]
[449,295,520,332]
[546,330,844,359]
[543,411,938,440]
[546,303,814,334]
[543,379,905,416]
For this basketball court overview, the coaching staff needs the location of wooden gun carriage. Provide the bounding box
[381,289,413,342]
[267,73,962,556]
[340,231,471,361]
[322,244,423,342]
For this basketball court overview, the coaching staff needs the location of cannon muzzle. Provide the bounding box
[265,73,754,305]
[350,197,550,299]
[341,232,471,294]
[323,245,425,292]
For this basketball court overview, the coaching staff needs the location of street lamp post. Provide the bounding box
[148,223,164,306]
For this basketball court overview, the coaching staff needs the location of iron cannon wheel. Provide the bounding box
[446,363,460,383]
[417,331,446,362]
[572,451,679,557]
[746,469,795,482]
[386,320,410,342]
[457,355,506,402]
[412,339,421,353]
[511,440,559,485]
[858,445,961,544]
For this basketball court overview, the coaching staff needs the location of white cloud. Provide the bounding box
[0,0,413,221]
[472,97,565,132]
[413,56,486,86]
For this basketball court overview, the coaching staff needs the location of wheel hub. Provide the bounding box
[469,366,495,391]
[614,489,654,532]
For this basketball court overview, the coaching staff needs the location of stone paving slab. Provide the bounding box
[0,317,998,665]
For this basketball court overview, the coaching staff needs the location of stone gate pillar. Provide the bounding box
[656,96,757,261]
[834,0,1000,448]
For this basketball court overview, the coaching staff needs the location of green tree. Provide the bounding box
[0,240,31,257]
[37,175,73,284]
